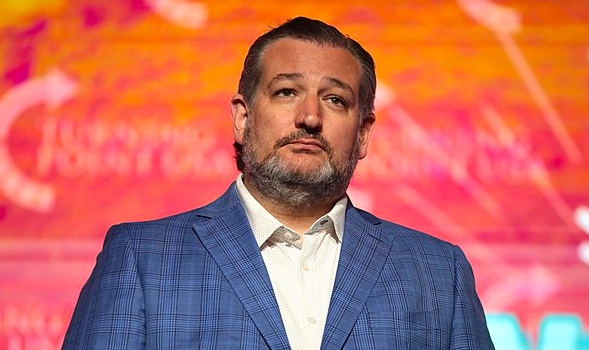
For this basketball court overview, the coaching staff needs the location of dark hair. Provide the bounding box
[238,16,376,119]
[235,17,376,171]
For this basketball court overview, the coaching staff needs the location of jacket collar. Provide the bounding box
[191,183,395,350]
[320,202,395,349]
[191,183,291,349]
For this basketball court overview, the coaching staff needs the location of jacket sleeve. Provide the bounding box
[449,245,495,349]
[62,224,146,349]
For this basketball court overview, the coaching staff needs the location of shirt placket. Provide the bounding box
[300,226,326,349]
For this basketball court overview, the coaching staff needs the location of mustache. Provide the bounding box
[274,130,333,154]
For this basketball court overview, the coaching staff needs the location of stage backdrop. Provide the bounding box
[1,0,588,348]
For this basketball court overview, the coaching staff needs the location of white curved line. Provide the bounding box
[578,241,589,266]
[455,0,521,34]
[574,206,589,235]
[0,69,77,212]
[145,0,208,30]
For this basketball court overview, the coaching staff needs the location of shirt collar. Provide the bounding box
[235,174,347,248]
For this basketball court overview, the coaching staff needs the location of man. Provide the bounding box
[63,17,494,349]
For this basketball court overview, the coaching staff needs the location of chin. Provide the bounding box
[282,157,327,173]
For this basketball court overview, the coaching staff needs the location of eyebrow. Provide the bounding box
[268,73,304,87]
[325,77,354,96]
[268,73,355,95]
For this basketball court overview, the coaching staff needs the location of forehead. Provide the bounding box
[259,38,362,90]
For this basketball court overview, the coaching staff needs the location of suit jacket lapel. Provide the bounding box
[191,185,290,349]
[321,203,395,350]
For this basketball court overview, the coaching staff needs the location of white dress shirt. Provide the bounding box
[235,174,347,350]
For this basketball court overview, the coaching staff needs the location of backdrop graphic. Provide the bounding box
[1,0,588,348]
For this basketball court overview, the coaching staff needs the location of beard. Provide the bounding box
[240,125,360,208]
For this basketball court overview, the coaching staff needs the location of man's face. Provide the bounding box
[234,38,373,175]
[231,38,374,204]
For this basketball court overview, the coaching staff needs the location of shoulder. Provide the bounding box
[116,208,201,236]
[355,207,459,260]
[96,209,202,261]
[355,209,480,293]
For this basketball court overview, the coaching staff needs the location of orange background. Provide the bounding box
[1,0,589,348]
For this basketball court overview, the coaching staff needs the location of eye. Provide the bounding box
[275,88,296,97]
[327,95,346,107]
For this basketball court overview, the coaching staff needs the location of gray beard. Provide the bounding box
[241,127,359,208]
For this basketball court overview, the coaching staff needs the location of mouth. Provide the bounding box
[286,139,325,151]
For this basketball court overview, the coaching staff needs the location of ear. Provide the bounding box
[357,113,375,160]
[231,94,249,145]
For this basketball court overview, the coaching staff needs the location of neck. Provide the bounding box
[242,174,341,235]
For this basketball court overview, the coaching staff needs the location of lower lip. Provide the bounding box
[287,143,323,151]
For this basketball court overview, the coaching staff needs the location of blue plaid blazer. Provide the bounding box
[63,183,494,349]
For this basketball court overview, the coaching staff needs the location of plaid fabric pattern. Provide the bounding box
[63,183,494,349]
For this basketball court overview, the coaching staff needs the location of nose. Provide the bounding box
[295,95,322,132]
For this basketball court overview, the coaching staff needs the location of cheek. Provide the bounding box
[253,118,292,143]
[249,123,282,154]
[331,131,361,158]
[330,124,359,145]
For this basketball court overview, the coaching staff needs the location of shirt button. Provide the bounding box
[302,263,309,271]
[308,317,317,324]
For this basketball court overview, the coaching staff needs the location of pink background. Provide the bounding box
[1,0,588,348]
